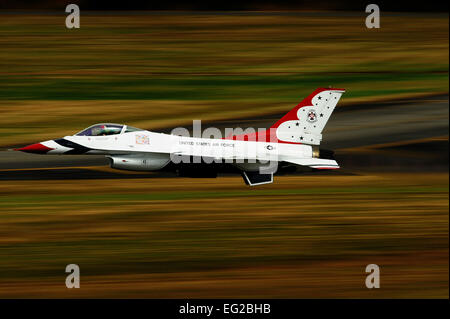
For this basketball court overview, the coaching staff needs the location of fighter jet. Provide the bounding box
[16,88,344,186]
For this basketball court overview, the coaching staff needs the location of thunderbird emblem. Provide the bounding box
[307,109,317,123]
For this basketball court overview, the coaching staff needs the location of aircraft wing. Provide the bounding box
[283,157,340,169]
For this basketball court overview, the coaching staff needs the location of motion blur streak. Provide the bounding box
[0,11,448,298]
[0,174,447,298]
[0,13,448,147]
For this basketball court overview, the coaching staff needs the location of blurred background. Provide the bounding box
[0,1,448,298]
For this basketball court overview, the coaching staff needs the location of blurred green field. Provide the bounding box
[0,173,448,298]
[0,13,448,146]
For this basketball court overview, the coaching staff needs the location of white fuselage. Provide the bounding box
[52,130,314,163]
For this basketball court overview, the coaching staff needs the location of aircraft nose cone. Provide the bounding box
[14,143,54,154]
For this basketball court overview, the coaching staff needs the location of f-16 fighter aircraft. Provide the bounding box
[16,88,345,186]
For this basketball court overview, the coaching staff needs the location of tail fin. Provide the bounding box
[272,88,345,145]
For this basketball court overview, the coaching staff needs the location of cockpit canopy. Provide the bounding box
[75,123,144,136]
